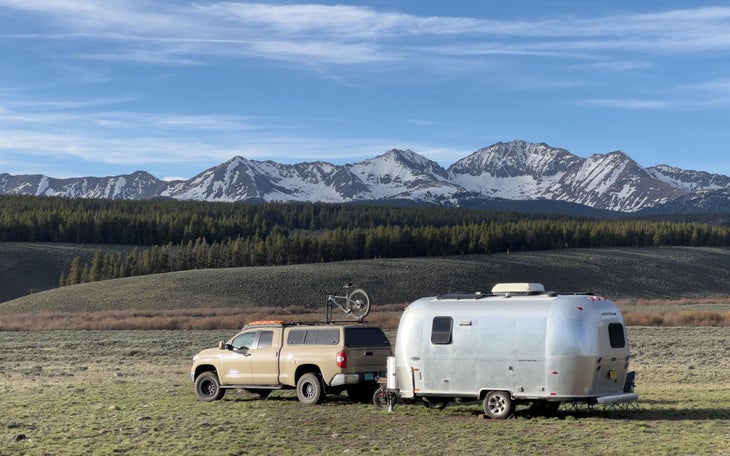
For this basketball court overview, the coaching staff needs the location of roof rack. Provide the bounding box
[243,319,370,329]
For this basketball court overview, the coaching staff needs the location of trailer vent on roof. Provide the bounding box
[491,283,545,295]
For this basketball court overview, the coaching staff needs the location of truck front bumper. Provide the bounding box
[330,372,378,387]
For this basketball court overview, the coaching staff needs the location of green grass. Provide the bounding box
[4,246,730,315]
[1,327,728,455]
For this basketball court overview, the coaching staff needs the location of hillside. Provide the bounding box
[0,243,134,302]
[2,246,730,315]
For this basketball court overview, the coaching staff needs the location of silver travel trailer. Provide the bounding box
[376,283,637,418]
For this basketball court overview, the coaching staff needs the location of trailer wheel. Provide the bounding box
[296,373,325,405]
[483,391,514,419]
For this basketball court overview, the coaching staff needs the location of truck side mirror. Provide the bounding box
[218,341,227,350]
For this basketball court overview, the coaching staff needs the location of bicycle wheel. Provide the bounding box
[346,289,371,320]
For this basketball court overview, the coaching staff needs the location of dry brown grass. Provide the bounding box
[1,300,727,330]
[0,304,408,331]
[623,310,729,327]
[616,296,730,307]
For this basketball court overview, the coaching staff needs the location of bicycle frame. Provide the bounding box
[323,283,370,323]
[324,292,349,323]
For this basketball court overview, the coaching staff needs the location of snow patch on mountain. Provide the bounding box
[3,140,730,213]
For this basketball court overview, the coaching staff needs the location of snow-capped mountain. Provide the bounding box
[0,171,165,200]
[2,140,730,214]
[647,164,730,192]
[447,142,686,212]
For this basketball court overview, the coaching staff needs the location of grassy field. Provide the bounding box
[1,245,728,330]
[4,245,730,313]
[0,327,728,455]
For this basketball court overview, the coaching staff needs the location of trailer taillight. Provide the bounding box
[336,350,347,368]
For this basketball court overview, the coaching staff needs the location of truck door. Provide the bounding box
[219,330,257,384]
[249,329,281,385]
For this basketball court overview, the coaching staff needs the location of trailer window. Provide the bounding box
[608,323,626,348]
[431,317,453,345]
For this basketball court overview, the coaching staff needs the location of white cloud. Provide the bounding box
[3,2,730,68]
[578,98,671,110]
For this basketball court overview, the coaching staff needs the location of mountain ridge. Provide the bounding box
[3,140,730,214]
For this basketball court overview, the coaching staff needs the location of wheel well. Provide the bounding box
[194,365,217,380]
[479,389,512,400]
[295,365,322,383]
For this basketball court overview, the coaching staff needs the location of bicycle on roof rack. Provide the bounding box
[321,283,371,323]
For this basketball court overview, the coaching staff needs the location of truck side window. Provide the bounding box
[231,331,257,350]
[287,330,306,345]
[258,330,273,349]
[314,329,340,345]
[431,316,453,345]
[608,323,626,348]
[287,329,339,345]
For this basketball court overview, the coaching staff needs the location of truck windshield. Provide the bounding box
[344,327,391,347]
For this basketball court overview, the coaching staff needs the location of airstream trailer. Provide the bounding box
[376,283,637,418]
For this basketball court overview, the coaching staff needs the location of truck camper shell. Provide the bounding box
[382,283,637,418]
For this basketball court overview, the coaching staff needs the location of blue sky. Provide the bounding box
[1,1,730,180]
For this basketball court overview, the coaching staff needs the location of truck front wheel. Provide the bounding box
[296,373,325,405]
[195,371,225,402]
[483,391,513,419]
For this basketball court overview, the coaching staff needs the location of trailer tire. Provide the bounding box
[483,391,513,419]
[296,373,325,405]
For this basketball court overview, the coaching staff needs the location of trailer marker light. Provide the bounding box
[550,392,557,396]
[550,370,559,375]
[576,306,584,311]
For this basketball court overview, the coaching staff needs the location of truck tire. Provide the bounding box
[296,373,325,405]
[483,391,513,419]
[194,371,225,402]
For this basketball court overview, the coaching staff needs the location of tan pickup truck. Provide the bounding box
[191,320,391,405]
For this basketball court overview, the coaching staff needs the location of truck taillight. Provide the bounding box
[336,350,347,368]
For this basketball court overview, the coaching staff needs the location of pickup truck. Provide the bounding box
[191,320,391,405]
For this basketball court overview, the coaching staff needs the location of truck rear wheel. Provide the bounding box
[296,373,324,405]
[483,391,513,419]
[194,371,225,402]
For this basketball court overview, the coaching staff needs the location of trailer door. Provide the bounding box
[415,316,454,394]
